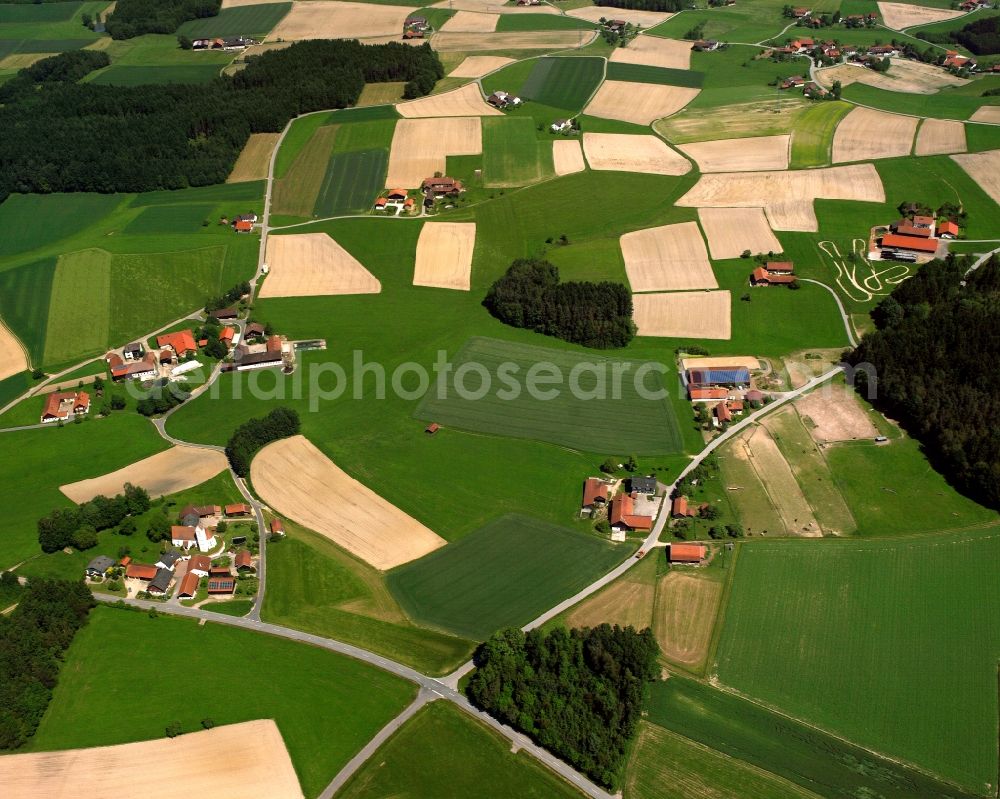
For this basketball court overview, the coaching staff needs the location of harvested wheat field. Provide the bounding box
[272,1,416,40]
[970,106,1000,124]
[431,31,592,51]
[582,133,691,176]
[681,355,761,372]
[386,116,482,187]
[567,6,673,26]
[0,319,28,382]
[262,233,381,298]
[60,447,228,504]
[915,118,967,156]
[952,149,1000,205]
[448,55,514,78]
[2,720,302,799]
[633,291,731,339]
[252,435,445,569]
[396,82,501,118]
[431,0,558,13]
[679,164,885,232]
[228,132,281,183]
[877,1,963,29]
[585,80,699,126]
[832,107,918,163]
[609,35,690,70]
[795,384,879,443]
[697,207,782,259]
[552,139,586,176]
[440,10,498,31]
[652,572,722,668]
[0,53,53,69]
[413,222,476,290]
[566,567,655,631]
[222,0,284,6]
[620,222,715,292]
[816,60,967,95]
[679,134,790,173]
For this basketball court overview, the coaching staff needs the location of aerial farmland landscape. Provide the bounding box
[0,0,999,796]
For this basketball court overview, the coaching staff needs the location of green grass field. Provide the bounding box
[520,56,604,110]
[313,149,388,217]
[123,203,216,234]
[495,13,595,32]
[843,82,1000,120]
[42,249,111,365]
[481,116,553,187]
[714,531,1000,793]
[0,256,55,366]
[339,701,585,798]
[789,100,852,168]
[0,193,123,259]
[177,2,292,38]
[387,514,628,639]
[273,124,338,217]
[88,64,224,85]
[0,2,82,24]
[31,606,416,798]
[605,62,704,88]
[414,336,684,455]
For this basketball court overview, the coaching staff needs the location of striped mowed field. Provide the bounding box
[43,249,111,365]
[482,116,554,187]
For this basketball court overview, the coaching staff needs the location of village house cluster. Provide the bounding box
[580,475,661,541]
[685,364,764,428]
[874,209,960,261]
[191,36,255,51]
[40,390,90,424]
[750,259,797,287]
[376,177,465,214]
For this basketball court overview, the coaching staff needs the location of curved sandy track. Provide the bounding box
[678,134,790,173]
[832,107,918,163]
[0,318,28,381]
[414,222,476,290]
[582,132,691,176]
[552,139,586,176]
[585,80,699,126]
[262,233,381,298]
[397,82,502,118]
[609,35,690,70]
[620,222,716,292]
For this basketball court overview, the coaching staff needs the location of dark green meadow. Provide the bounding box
[177,2,292,38]
[605,62,704,87]
[313,148,388,217]
[519,56,604,110]
[495,14,596,32]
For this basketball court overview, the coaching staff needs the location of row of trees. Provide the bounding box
[0,580,96,749]
[105,0,221,40]
[37,483,152,553]
[848,255,1000,509]
[225,407,300,476]
[205,281,251,313]
[467,625,660,789]
[0,40,443,201]
[483,259,636,349]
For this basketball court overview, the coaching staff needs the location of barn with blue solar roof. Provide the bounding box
[687,367,751,387]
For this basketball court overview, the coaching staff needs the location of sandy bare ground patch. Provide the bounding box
[2,720,302,799]
[657,97,807,144]
[582,132,691,176]
[448,55,514,78]
[552,139,585,176]
[430,0,559,13]
[432,31,593,51]
[585,80,699,126]
[652,572,722,668]
[414,222,476,290]
[796,384,879,443]
[620,222,716,292]
[681,355,761,372]
[952,149,1000,206]
[228,132,281,183]
[567,6,673,27]
[262,233,380,298]
[566,571,655,630]
[440,10,498,32]
[878,1,963,29]
[816,60,967,95]
[970,106,1000,124]
[832,107,918,163]
[60,447,228,504]
[679,164,885,232]
[222,0,283,6]
[252,435,445,570]
[679,134,789,173]
[915,118,967,156]
[397,81,501,118]
[609,35,690,70]
[386,116,482,187]
[633,291,731,339]
[696,207,782,259]
[272,1,416,40]
[0,53,53,69]
[0,319,28,382]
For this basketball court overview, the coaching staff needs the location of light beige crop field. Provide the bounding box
[567,6,673,26]
[970,106,1000,124]
[430,0,559,13]
[2,720,303,799]
[832,107,918,162]
[60,447,228,504]
[565,566,656,632]
[447,55,514,77]
[431,31,592,51]
[620,222,716,292]
[252,435,446,570]
[681,355,761,371]
[582,132,691,175]
[0,319,27,382]
[413,222,476,290]
[439,10,498,31]
[0,53,52,69]
[272,1,417,40]
[228,132,281,183]
[652,572,722,669]
[585,80,699,126]
[796,385,879,443]
[678,164,885,232]
[679,134,790,173]
[816,60,967,94]
[914,118,966,156]
[696,207,782,259]
[396,81,501,118]
[877,1,963,29]
[386,116,482,187]
[609,35,690,69]
[552,139,585,176]
[633,291,731,339]
[262,233,381,298]
[951,149,1000,207]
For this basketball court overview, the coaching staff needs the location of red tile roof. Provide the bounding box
[938,221,959,236]
[752,267,796,284]
[42,390,90,421]
[171,525,197,541]
[235,550,253,569]
[106,352,123,368]
[266,335,282,352]
[188,555,211,573]
[715,401,732,422]
[178,571,199,597]
[610,493,652,530]
[689,387,729,400]
[765,261,794,273]
[157,330,198,357]
[270,518,284,534]
[225,503,251,516]
[881,234,938,253]
[582,478,610,508]
[220,327,235,343]
[670,543,707,563]
[671,496,699,518]
[126,563,158,580]
[234,220,253,232]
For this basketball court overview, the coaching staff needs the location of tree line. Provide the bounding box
[225,407,300,476]
[38,483,152,553]
[106,0,221,40]
[594,0,684,12]
[848,254,1000,509]
[0,579,95,749]
[468,624,660,789]
[0,39,443,202]
[917,15,1000,55]
[483,259,636,349]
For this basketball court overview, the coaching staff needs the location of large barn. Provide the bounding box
[687,367,751,387]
